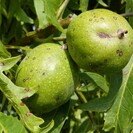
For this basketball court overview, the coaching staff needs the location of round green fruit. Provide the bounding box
[67,9,133,74]
[15,43,79,113]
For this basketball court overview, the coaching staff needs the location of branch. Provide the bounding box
[75,86,99,132]
[121,12,133,17]
[9,15,73,46]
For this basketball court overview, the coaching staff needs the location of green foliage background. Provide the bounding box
[0,0,133,133]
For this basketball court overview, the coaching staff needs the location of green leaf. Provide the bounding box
[14,7,34,24]
[78,72,122,112]
[0,73,54,133]
[103,55,133,133]
[0,56,21,72]
[0,55,36,99]
[7,0,19,20]
[43,0,64,32]
[41,120,54,133]
[97,0,108,7]
[0,0,7,17]
[0,56,38,99]
[0,41,11,58]
[34,0,49,29]
[0,69,37,100]
[125,0,133,28]
[0,73,42,132]
[79,0,89,12]
[75,119,93,133]
[42,101,70,133]
[0,112,28,133]
[85,72,109,93]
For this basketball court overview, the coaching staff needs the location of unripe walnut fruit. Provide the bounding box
[67,9,133,74]
[15,43,79,113]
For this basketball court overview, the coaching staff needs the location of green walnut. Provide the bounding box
[67,9,133,74]
[15,43,79,113]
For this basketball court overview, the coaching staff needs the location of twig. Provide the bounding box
[52,36,66,41]
[75,86,99,132]
[121,12,133,17]
[6,45,31,51]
